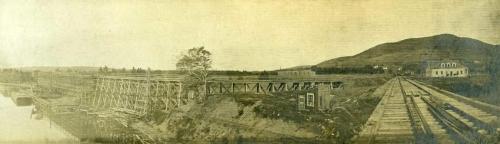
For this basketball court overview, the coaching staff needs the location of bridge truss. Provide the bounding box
[32,72,344,116]
[88,76,185,116]
[207,80,343,95]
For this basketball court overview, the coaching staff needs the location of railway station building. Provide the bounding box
[424,61,469,77]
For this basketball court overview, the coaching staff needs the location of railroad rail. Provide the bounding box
[355,77,499,144]
[355,78,414,143]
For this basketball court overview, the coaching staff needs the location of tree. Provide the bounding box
[176,46,212,99]
[103,65,109,73]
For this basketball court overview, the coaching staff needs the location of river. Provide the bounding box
[0,94,79,144]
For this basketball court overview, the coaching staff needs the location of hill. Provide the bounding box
[278,65,313,71]
[316,34,500,71]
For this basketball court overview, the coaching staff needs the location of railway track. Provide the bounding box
[355,77,499,144]
[399,79,453,143]
[356,78,414,143]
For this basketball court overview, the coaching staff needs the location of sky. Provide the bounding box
[0,0,499,71]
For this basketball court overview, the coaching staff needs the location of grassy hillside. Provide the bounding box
[317,34,500,72]
[314,34,500,105]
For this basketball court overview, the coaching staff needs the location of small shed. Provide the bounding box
[296,84,334,111]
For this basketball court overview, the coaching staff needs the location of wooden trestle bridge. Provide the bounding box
[29,73,344,116]
[1,73,337,143]
[207,80,343,94]
[89,76,343,115]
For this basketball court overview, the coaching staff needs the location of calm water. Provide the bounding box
[0,94,79,144]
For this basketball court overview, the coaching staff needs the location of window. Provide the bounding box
[435,71,438,75]
[460,71,463,74]
[307,93,314,107]
[441,71,443,75]
[452,63,457,67]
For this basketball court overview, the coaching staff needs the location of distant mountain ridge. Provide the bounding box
[316,34,500,70]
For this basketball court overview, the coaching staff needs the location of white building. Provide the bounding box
[425,61,469,77]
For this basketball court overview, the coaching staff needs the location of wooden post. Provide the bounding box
[105,79,111,108]
[145,70,151,113]
[219,82,223,94]
[232,83,235,93]
[244,83,247,93]
[206,83,210,95]
[165,83,170,110]
[256,83,260,93]
[178,82,182,107]
[155,81,159,110]
[92,78,99,106]
[267,83,272,93]
[111,79,117,108]
[285,83,291,92]
[134,81,140,112]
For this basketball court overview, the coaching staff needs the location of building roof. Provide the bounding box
[425,60,467,69]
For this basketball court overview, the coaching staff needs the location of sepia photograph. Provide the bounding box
[0,0,499,143]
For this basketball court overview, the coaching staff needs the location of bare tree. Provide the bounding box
[176,46,212,99]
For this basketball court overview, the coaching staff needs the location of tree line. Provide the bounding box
[210,70,277,76]
[0,69,35,83]
[98,66,155,74]
[311,65,385,74]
